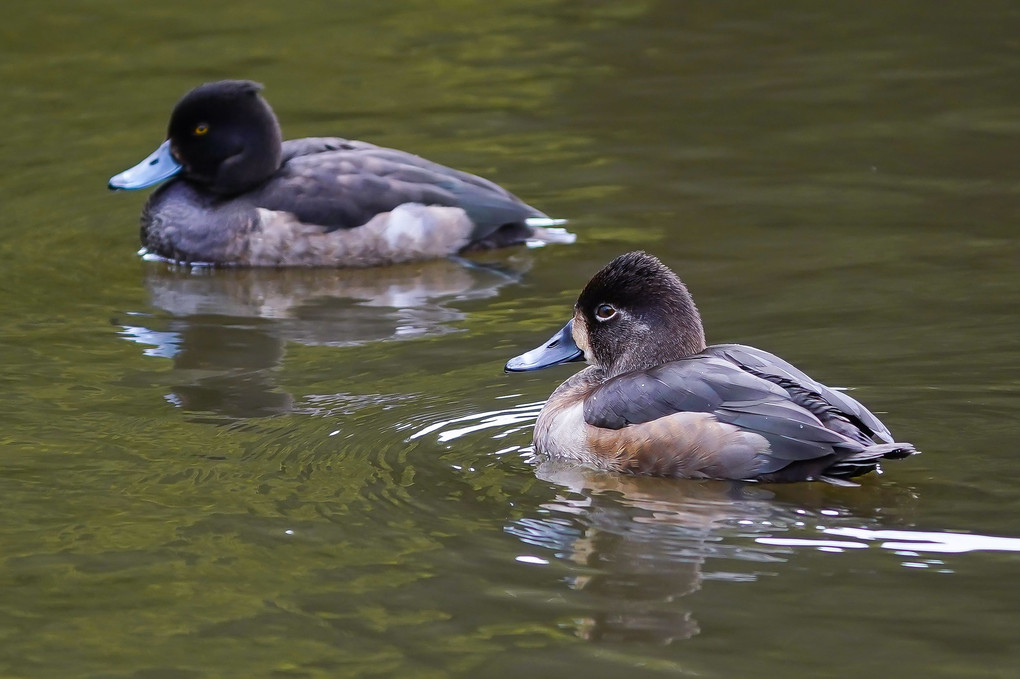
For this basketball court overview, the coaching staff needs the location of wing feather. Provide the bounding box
[703,343,894,443]
[254,141,543,235]
[582,356,862,470]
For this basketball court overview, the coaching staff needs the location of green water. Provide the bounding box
[2,2,1019,677]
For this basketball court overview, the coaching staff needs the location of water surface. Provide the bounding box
[2,2,1019,677]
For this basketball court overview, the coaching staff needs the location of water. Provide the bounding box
[2,2,1019,677]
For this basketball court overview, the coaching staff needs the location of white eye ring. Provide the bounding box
[595,303,617,321]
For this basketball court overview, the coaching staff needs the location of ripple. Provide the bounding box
[758,527,1020,555]
[405,400,543,443]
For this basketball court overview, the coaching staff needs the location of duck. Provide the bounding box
[108,80,572,267]
[505,251,917,484]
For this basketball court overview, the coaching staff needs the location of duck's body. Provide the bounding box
[110,81,571,267]
[507,252,916,484]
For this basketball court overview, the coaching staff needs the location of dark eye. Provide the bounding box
[193,123,210,136]
[595,303,617,321]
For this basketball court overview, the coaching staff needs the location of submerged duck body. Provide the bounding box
[506,252,917,484]
[109,80,571,267]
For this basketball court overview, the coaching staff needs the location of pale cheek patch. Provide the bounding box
[572,313,591,360]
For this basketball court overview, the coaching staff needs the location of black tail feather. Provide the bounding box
[824,442,918,479]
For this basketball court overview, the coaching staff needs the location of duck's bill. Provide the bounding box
[108,140,182,190]
[505,320,584,372]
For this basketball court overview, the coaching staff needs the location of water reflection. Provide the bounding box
[511,464,931,644]
[123,315,292,417]
[508,463,790,643]
[117,256,530,417]
[411,402,927,645]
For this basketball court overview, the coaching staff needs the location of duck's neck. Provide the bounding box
[206,141,282,195]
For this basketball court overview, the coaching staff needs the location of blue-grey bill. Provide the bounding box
[108,140,182,190]
[505,320,584,372]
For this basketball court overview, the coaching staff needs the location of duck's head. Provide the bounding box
[109,80,283,195]
[506,251,706,377]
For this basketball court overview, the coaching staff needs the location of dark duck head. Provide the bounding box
[506,251,705,376]
[575,251,706,376]
[110,80,282,195]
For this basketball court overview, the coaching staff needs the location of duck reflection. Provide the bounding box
[118,256,529,418]
[509,460,915,644]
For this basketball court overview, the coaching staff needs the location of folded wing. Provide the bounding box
[257,138,546,239]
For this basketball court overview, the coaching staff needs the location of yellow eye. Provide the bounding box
[194,123,209,136]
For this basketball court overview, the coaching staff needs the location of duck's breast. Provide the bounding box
[534,368,772,479]
[141,181,259,265]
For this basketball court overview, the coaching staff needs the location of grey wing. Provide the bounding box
[702,343,894,443]
[257,142,544,234]
[582,356,858,473]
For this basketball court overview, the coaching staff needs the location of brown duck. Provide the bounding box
[506,251,917,484]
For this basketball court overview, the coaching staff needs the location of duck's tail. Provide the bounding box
[822,442,919,481]
[525,217,568,228]
[523,218,576,248]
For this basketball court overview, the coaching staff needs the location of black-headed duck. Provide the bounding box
[506,251,917,484]
[109,80,572,267]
